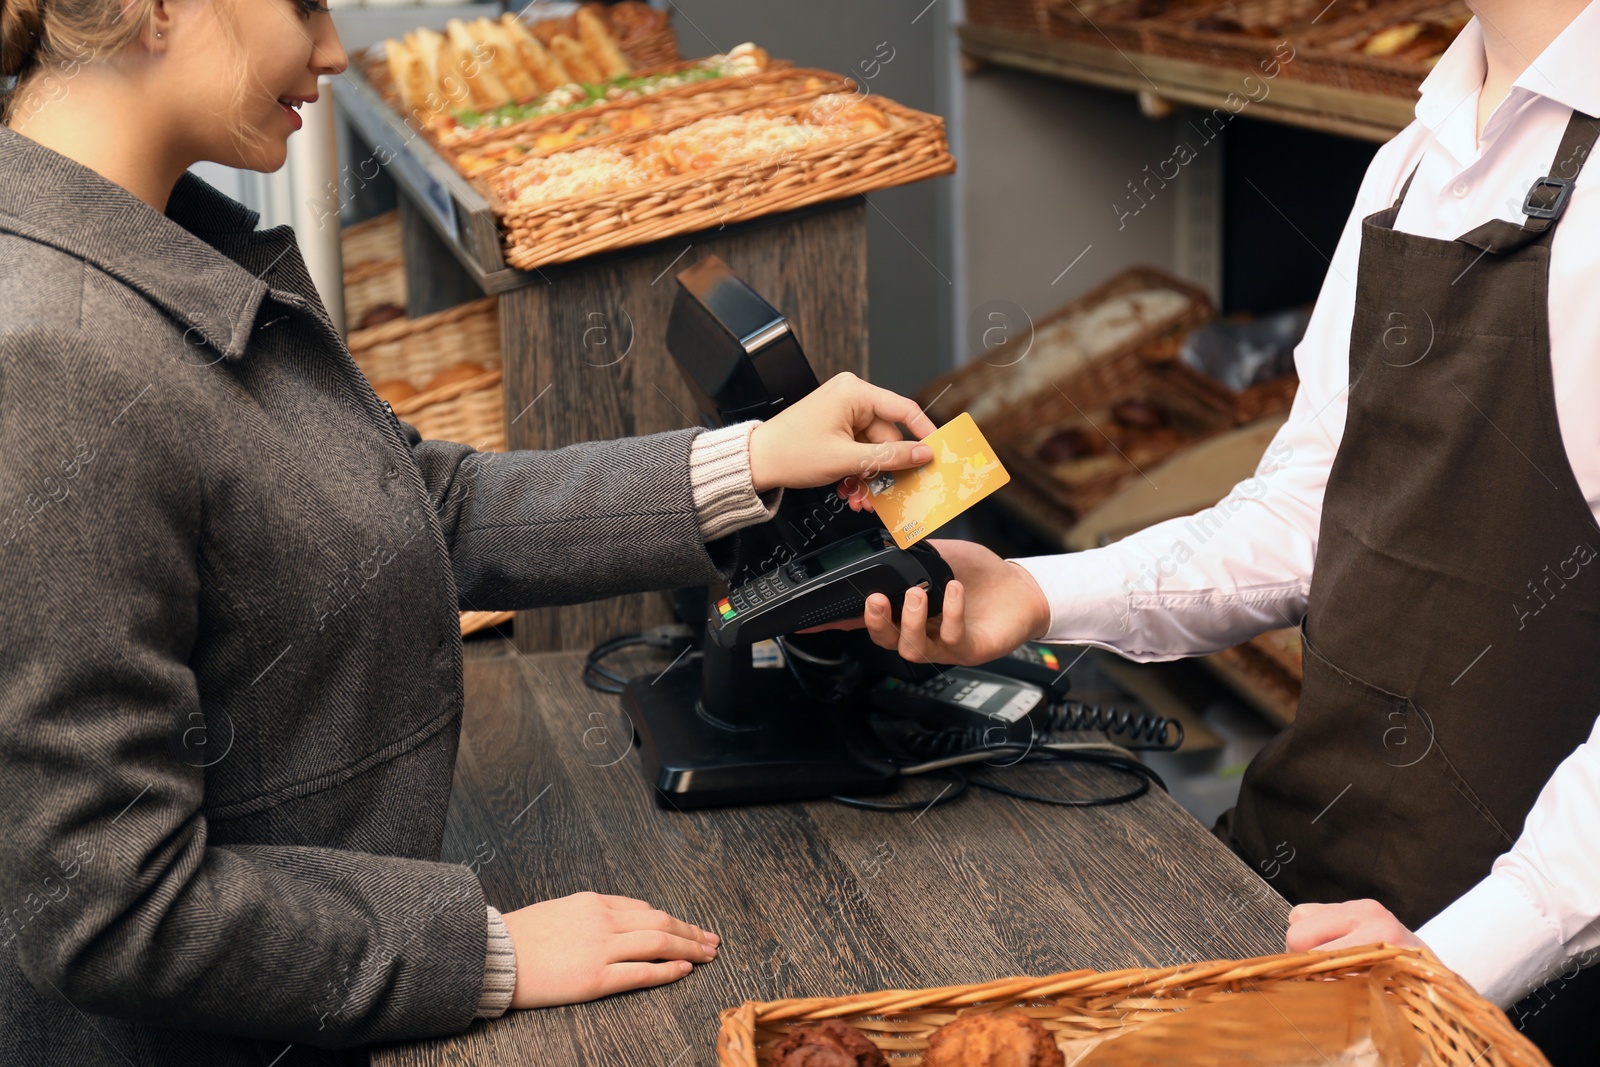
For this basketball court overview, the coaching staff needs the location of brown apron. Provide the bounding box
[1225,111,1600,938]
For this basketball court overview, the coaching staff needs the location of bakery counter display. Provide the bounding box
[958,0,1474,140]
[334,4,955,280]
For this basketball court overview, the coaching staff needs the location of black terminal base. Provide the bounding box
[623,667,898,810]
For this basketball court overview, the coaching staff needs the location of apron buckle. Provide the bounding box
[1523,175,1575,221]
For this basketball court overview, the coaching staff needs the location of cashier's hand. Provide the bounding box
[811,538,1053,665]
[747,372,936,493]
[503,892,720,1008]
[1284,900,1425,954]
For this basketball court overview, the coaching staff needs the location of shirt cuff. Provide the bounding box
[1417,873,1567,1007]
[476,904,517,1019]
[1008,550,1132,646]
[689,421,782,543]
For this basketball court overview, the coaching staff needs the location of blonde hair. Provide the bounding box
[1,0,155,124]
[1,0,275,166]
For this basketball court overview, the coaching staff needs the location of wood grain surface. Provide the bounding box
[500,198,871,654]
[397,190,489,317]
[369,644,1290,1067]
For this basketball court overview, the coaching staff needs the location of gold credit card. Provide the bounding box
[866,412,1010,549]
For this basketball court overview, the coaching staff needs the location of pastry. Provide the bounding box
[382,8,640,123]
[608,1,668,44]
[491,94,882,209]
[549,34,604,85]
[766,1019,888,1067]
[1110,396,1166,430]
[446,19,513,110]
[356,302,407,330]
[499,15,571,92]
[923,1009,1065,1067]
[1036,426,1101,464]
[371,379,419,405]
[475,17,541,102]
[423,361,488,393]
[576,7,632,80]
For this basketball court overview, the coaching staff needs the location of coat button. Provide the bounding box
[385,466,399,479]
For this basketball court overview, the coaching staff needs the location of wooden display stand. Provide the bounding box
[497,199,869,654]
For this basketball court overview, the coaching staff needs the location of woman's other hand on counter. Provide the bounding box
[1284,899,1424,953]
[747,372,935,494]
[503,891,719,1009]
[808,539,1052,666]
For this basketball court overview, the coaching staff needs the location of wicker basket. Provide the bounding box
[341,212,407,330]
[341,209,402,265]
[488,91,956,273]
[346,295,505,453]
[1044,0,1204,54]
[343,259,407,332]
[1289,0,1471,98]
[1140,0,1371,71]
[716,945,1551,1066]
[966,0,1051,34]
[447,67,852,178]
[917,266,1214,441]
[997,348,1238,521]
[616,26,681,70]
[520,2,681,71]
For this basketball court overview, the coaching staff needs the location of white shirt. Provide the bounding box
[1011,6,1600,1008]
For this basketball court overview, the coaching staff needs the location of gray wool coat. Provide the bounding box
[0,123,742,1066]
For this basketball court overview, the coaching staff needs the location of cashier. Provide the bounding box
[0,1,939,1065]
[853,0,1600,1059]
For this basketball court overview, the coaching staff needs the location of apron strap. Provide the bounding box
[1456,108,1600,253]
[1393,164,1421,211]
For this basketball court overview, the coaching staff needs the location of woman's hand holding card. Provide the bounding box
[746,372,935,493]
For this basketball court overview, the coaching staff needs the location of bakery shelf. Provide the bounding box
[957,23,1415,143]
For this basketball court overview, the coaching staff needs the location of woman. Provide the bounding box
[0,0,937,1063]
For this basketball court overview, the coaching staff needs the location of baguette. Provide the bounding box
[383,37,420,113]
[439,37,490,112]
[576,6,631,80]
[409,28,454,116]
[499,13,572,90]
[474,17,540,101]
[531,17,570,47]
[446,18,512,109]
[549,33,604,84]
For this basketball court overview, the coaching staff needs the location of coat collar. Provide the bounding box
[0,123,282,362]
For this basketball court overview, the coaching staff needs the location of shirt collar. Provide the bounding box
[1417,5,1600,133]
[0,123,273,362]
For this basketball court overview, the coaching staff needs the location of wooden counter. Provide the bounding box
[369,644,1290,1067]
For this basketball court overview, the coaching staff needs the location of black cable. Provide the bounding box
[833,721,1168,812]
[1043,700,1184,750]
[831,768,969,812]
[774,636,861,705]
[967,751,1162,807]
[583,626,698,694]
